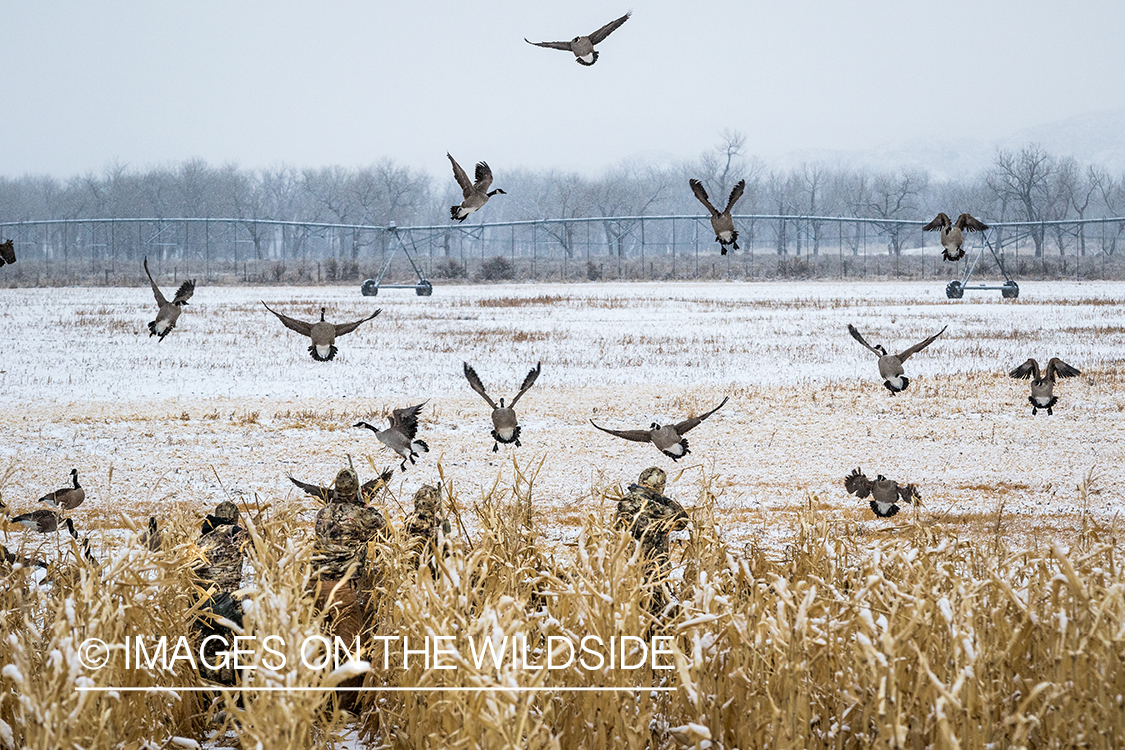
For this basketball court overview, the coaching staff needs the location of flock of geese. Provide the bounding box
[0,10,1088,567]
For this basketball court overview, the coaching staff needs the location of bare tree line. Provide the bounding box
[2,136,1124,261]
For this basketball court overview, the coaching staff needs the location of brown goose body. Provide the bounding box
[591,396,729,461]
[845,468,920,518]
[38,469,85,510]
[448,155,505,222]
[1009,357,1081,415]
[525,12,631,66]
[923,212,988,262]
[355,402,430,472]
[690,179,746,254]
[262,303,380,361]
[12,510,77,536]
[144,257,195,340]
[463,361,541,451]
[847,324,947,395]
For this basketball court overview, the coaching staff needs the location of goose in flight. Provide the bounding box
[262,303,380,361]
[1009,357,1081,415]
[591,396,729,461]
[845,468,920,518]
[448,154,505,222]
[689,179,746,255]
[463,361,541,451]
[847,324,947,394]
[289,467,394,504]
[525,12,631,66]
[922,212,989,262]
[144,256,195,340]
[355,403,430,472]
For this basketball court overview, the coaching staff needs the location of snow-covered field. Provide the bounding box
[1,280,1122,551]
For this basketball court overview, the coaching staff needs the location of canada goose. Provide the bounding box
[448,154,506,222]
[1,543,47,569]
[354,402,431,472]
[38,468,85,510]
[200,510,237,536]
[0,239,16,266]
[1010,358,1081,415]
[11,510,78,536]
[922,212,989,262]
[591,396,729,461]
[262,302,381,361]
[847,323,947,395]
[289,467,395,505]
[525,11,631,66]
[140,516,162,551]
[143,256,195,340]
[463,361,542,451]
[845,468,920,518]
[689,179,746,255]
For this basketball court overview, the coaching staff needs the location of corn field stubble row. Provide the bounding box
[1,462,1123,749]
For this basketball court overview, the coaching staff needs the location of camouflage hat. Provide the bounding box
[213,501,240,523]
[334,469,359,497]
[638,467,667,492]
[413,485,441,513]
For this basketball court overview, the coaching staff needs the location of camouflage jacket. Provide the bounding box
[404,508,451,563]
[615,484,689,563]
[313,501,388,580]
[194,524,249,593]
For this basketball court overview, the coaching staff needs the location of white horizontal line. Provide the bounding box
[77,686,674,693]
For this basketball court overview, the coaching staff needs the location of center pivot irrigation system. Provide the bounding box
[3,214,1122,299]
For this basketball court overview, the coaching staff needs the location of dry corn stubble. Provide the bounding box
[1,461,1123,748]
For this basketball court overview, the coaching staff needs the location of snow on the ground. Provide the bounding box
[1,280,1122,555]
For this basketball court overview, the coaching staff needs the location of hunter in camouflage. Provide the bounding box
[311,468,389,581]
[309,468,389,709]
[615,467,690,613]
[404,484,451,569]
[192,500,249,685]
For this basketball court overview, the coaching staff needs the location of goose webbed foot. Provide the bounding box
[1047,407,1054,416]
[492,443,499,453]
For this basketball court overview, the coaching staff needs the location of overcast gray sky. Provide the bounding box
[4,1,1124,181]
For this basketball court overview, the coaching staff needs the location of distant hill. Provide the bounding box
[775,109,1125,179]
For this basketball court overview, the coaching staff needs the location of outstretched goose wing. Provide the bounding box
[847,324,882,357]
[1009,358,1041,380]
[447,153,473,197]
[463,363,498,409]
[144,257,168,307]
[508,361,542,408]
[896,326,947,362]
[689,179,718,216]
[1046,358,1081,380]
[673,395,729,435]
[922,213,951,232]
[333,309,381,337]
[588,11,631,44]
[724,180,746,214]
[590,420,652,444]
[262,302,313,337]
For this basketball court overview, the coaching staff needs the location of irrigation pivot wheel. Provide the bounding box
[1001,280,1019,299]
[945,280,964,299]
[361,278,379,297]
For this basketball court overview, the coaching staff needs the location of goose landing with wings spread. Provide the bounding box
[591,396,729,461]
[144,257,195,341]
[262,303,380,361]
[847,324,947,394]
[463,361,541,451]
[525,12,631,66]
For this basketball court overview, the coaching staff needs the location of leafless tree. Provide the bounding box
[986,145,1057,257]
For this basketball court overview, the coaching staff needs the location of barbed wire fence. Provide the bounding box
[2,214,1124,289]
